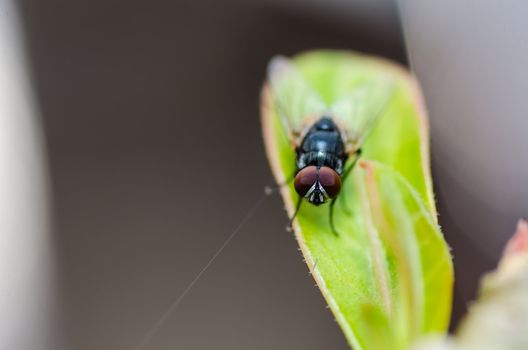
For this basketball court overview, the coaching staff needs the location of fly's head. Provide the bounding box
[294,166,342,206]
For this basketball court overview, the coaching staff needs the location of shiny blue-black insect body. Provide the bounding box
[294,117,348,205]
[292,116,361,234]
[297,117,347,175]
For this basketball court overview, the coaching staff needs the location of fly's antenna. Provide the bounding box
[131,191,270,350]
[286,198,303,232]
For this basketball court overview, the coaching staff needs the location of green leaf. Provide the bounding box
[413,220,528,350]
[261,50,453,350]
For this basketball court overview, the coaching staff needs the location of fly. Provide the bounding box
[267,56,394,235]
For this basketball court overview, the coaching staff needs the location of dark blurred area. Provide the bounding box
[15,1,404,349]
[3,0,522,349]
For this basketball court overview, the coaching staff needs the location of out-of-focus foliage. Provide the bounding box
[413,219,528,350]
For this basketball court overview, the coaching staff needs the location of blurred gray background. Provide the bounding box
[2,0,527,349]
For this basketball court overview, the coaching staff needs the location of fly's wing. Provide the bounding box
[330,77,395,153]
[267,56,328,146]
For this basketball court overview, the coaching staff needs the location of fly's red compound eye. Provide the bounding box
[318,166,341,198]
[294,166,318,197]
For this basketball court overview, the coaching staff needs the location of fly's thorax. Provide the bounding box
[297,118,347,173]
[300,129,345,155]
[297,152,344,174]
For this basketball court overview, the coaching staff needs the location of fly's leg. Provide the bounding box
[339,149,362,215]
[265,171,296,195]
[329,197,339,236]
[286,197,303,232]
[339,195,353,215]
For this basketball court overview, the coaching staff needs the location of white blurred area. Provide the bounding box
[401,0,528,260]
[0,1,55,349]
[401,0,528,243]
[400,0,528,303]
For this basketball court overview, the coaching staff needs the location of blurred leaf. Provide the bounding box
[261,51,453,350]
[413,220,528,350]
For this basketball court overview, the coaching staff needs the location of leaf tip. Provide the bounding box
[503,219,528,257]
